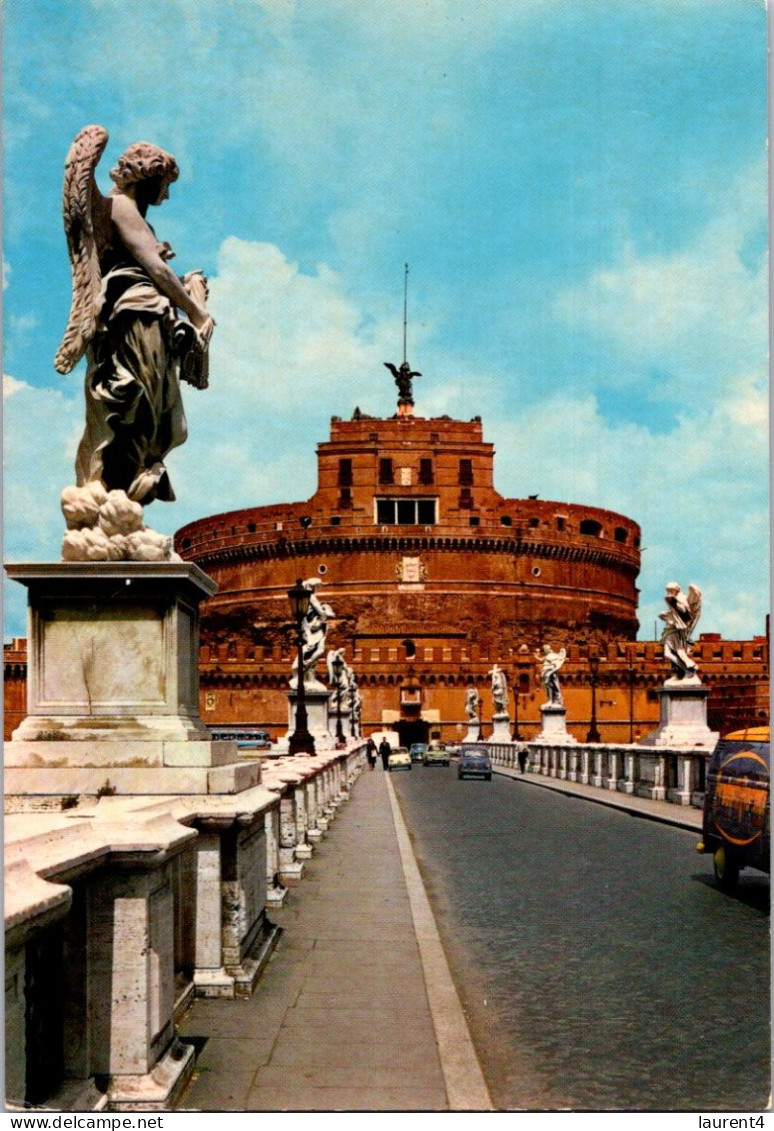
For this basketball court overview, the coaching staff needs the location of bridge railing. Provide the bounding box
[484,740,707,808]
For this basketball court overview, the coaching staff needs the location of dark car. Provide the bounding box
[409,743,427,763]
[457,745,492,781]
[696,726,770,891]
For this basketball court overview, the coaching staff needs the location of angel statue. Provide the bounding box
[464,687,480,723]
[487,664,509,715]
[384,361,421,406]
[536,644,567,705]
[55,125,214,519]
[326,647,350,695]
[291,578,334,685]
[659,582,702,680]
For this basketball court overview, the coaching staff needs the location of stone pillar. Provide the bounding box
[619,748,638,794]
[603,749,620,791]
[265,806,287,908]
[278,792,305,884]
[567,746,579,783]
[192,829,232,997]
[591,748,604,788]
[579,747,591,785]
[87,862,195,1110]
[667,754,694,806]
[639,678,718,750]
[558,747,568,780]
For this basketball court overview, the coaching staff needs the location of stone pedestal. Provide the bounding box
[4,562,260,796]
[490,712,512,743]
[327,697,351,744]
[537,703,577,744]
[286,680,335,750]
[463,724,481,743]
[639,678,718,750]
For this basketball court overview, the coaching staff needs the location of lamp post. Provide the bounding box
[512,684,521,741]
[628,652,635,744]
[331,651,346,748]
[287,578,315,756]
[586,653,601,743]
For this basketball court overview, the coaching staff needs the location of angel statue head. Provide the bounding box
[110,142,179,192]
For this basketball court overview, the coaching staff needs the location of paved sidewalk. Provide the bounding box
[178,766,489,1111]
[177,759,701,1111]
[495,762,703,832]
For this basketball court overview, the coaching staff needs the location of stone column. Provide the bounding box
[87,860,195,1109]
[579,747,591,785]
[603,748,620,791]
[192,827,232,997]
[567,746,579,783]
[619,749,638,794]
[278,791,305,883]
[667,753,694,806]
[591,748,604,788]
[265,806,287,908]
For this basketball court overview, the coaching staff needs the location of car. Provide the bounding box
[696,726,770,891]
[388,746,412,771]
[457,745,492,780]
[409,743,427,763]
[423,742,449,767]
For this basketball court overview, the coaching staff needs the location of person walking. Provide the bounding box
[366,737,377,771]
[378,736,391,771]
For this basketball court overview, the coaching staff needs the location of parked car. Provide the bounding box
[388,746,412,772]
[457,745,492,780]
[696,726,770,891]
[423,742,450,767]
[409,743,427,763]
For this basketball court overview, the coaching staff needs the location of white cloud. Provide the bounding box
[555,157,768,403]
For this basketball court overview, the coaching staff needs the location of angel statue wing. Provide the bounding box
[54,125,111,374]
[685,584,702,638]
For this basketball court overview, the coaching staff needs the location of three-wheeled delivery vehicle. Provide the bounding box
[696,726,770,891]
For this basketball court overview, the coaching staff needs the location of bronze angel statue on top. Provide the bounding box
[56,125,214,514]
[659,582,702,680]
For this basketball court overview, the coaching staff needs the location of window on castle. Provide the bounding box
[379,458,394,485]
[419,458,434,485]
[580,519,603,537]
[376,498,437,525]
[338,488,352,509]
[614,526,628,543]
[338,458,353,486]
[459,459,474,485]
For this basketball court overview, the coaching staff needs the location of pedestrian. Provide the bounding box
[378,736,391,771]
[518,746,528,774]
[366,737,377,771]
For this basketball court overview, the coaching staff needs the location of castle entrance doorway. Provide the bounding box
[397,719,430,749]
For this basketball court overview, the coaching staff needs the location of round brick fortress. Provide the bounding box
[175,412,641,738]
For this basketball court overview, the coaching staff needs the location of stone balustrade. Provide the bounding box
[4,742,367,1112]
[487,740,707,807]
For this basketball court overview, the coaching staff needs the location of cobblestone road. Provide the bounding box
[391,766,770,1111]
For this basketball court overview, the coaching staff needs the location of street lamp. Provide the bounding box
[586,653,601,743]
[511,683,521,741]
[331,650,346,748]
[287,578,315,756]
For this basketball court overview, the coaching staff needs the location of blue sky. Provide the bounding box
[3,0,769,643]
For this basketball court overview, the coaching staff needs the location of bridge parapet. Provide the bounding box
[485,740,707,808]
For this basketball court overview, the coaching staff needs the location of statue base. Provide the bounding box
[463,725,482,743]
[327,699,351,744]
[286,683,335,750]
[490,713,512,743]
[4,561,262,796]
[638,677,719,749]
[537,703,577,744]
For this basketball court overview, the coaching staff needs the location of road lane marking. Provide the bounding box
[385,773,495,1112]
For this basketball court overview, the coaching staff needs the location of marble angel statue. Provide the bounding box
[659,582,702,680]
[55,124,214,518]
